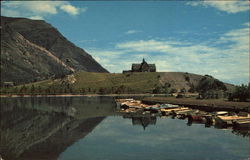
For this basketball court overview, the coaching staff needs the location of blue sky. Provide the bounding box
[1,1,249,85]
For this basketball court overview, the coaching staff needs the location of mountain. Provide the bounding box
[1,24,74,84]
[1,16,108,85]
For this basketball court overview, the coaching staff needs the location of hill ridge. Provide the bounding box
[1,72,234,95]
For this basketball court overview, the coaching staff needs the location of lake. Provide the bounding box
[0,96,249,160]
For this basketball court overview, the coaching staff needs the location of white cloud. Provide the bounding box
[60,4,87,16]
[90,23,249,84]
[28,16,44,20]
[1,1,85,19]
[125,30,140,35]
[187,1,249,14]
[243,22,250,27]
[116,40,171,52]
[87,49,131,73]
[1,8,21,17]
[2,1,61,15]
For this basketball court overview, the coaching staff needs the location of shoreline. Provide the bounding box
[0,93,167,98]
[142,97,250,113]
[1,94,249,113]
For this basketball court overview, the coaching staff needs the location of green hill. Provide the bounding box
[0,71,234,95]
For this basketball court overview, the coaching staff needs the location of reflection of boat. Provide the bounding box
[215,115,250,127]
[233,119,250,129]
[116,98,250,136]
[191,115,203,121]
[203,115,215,126]
[187,110,207,122]
[232,127,250,137]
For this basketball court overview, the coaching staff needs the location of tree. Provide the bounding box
[180,88,186,93]
[98,87,105,95]
[45,87,51,94]
[64,88,68,93]
[69,87,73,94]
[88,88,91,93]
[188,83,196,93]
[229,84,250,102]
[184,75,190,82]
[37,86,42,94]
[20,85,27,94]
[115,85,126,94]
[13,87,18,94]
[153,86,161,94]
[197,77,227,92]
[81,88,85,94]
[30,85,35,94]
[170,88,177,94]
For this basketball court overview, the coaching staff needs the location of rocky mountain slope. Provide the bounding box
[1,16,108,85]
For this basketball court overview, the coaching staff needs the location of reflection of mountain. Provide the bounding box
[17,117,104,160]
[0,96,116,160]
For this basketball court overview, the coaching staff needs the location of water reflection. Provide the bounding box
[60,116,250,160]
[124,115,157,130]
[121,112,250,138]
[0,97,249,160]
[0,96,116,160]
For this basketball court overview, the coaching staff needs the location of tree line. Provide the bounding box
[228,83,250,102]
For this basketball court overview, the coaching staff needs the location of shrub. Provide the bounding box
[197,76,226,92]
[188,84,195,93]
[170,88,177,93]
[153,86,161,94]
[180,88,186,93]
[98,87,105,94]
[229,84,250,102]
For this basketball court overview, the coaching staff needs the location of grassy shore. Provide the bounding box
[1,93,249,113]
[142,97,250,112]
[0,93,167,98]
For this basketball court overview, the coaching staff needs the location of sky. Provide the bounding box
[1,1,249,85]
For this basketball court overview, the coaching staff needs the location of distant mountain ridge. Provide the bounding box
[1,16,108,85]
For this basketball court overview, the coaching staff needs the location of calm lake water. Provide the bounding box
[0,96,249,160]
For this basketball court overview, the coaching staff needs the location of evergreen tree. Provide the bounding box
[31,85,35,94]
[230,84,250,101]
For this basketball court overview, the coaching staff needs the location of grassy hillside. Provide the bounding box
[73,72,161,93]
[0,71,234,95]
